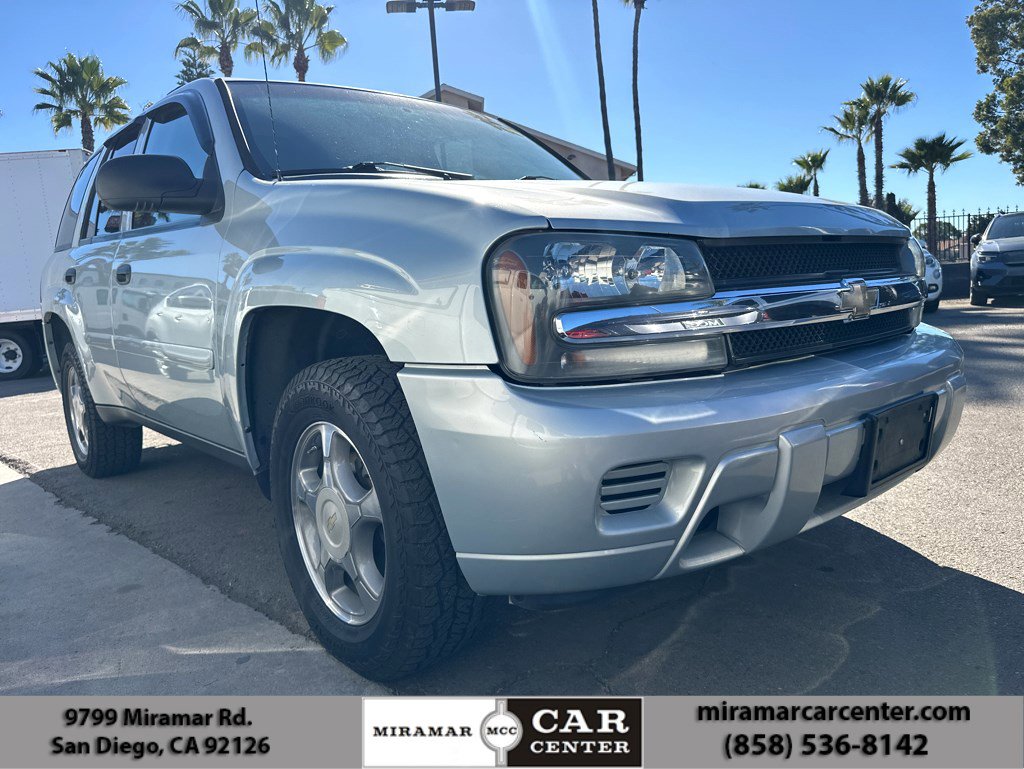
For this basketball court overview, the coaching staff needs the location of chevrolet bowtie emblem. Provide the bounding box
[839,278,879,320]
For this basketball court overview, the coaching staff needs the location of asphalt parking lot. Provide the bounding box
[1,298,1021,696]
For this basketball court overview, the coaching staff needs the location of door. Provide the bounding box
[68,130,139,405]
[110,101,237,449]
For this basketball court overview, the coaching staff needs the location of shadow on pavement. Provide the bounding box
[20,445,1024,696]
[0,373,55,398]
[924,299,1024,405]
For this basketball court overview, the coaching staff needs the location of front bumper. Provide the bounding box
[973,262,1024,296]
[400,325,966,595]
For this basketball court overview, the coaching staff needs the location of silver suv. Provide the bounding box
[971,211,1024,306]
[42,79,966,680]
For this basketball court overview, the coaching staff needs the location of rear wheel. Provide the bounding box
[60,344,142,478]
[270,356,484,680]
[0,330,37,381]
[970,289,988,306]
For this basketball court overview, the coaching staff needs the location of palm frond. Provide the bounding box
[315,29,347,61]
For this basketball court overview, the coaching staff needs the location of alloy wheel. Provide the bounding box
[290,421,387,626]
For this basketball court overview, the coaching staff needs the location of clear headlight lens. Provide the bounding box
[911,244,926,278]
[487,232,722,382]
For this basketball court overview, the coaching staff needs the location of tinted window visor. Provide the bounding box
[987,214,1024,240]
[226,81,584,182]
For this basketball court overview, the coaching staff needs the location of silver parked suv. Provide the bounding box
[971,211,1024,305]
[42,79,966,680]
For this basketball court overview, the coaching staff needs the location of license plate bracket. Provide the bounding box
[846,392,938,497]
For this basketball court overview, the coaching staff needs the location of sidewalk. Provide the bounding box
[0,463,385,695]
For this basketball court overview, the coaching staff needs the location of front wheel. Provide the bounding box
[0,330,37,381]
[60,344,142,477]
[923,298,940,314]
[270,356,484,681]
[970,289,988,306]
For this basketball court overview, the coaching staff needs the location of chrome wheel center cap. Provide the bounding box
[315,487,351,558]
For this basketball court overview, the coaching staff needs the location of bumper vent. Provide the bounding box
[729,308,916,364]
[700,240,903,289]
[600,461,669,514]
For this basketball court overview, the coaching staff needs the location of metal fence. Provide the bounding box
[909,206,1021,263]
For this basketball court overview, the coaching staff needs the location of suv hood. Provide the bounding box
[451,180,909,239]
[979,235,1024,253]
[279,177,909,240]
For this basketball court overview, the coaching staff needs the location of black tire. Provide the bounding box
[60,343,142,478]
[923,298,940,314]
[970,289,988,306]
[0,329,37,381]
[270,356,485,681]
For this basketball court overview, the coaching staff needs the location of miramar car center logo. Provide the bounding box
[363,697,642,768]
[479,701,522,764]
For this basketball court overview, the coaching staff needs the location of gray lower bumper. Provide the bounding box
[399,325,966,596]
[973,262,1024,295]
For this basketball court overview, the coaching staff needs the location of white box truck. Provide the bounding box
[0,149,88,380]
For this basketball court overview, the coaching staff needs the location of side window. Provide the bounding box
[80,129,140,240]
[131,105,208,231]
[55,153,100,251]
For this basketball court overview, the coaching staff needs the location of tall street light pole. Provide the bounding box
[386,1,476,103]
[426,1,441,102]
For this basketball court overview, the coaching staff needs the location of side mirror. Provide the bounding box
[95,154,218,216]
[971,233,982,247]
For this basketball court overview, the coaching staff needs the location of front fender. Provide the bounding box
[226,248,499,365]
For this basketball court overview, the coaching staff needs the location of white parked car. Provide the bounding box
[911,237,943,313]
[40,79,966,680]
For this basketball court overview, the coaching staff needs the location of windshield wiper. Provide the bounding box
[342,161,474,180]
[278,162,473,180]
[518,175,555,180]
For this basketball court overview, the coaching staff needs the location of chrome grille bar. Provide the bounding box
[553,276,924,345]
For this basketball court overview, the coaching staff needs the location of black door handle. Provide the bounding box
[115,263,132,285]
[64,268,76,285]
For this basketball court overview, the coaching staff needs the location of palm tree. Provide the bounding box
[176,0,258,77]
[793,149,829,197]
[860,74,917,208]
[623,0,646,180]
[246,0,346,82]
[33,53,130,153]
[591,0,615,180]
[175,44,216,87]
[892,133,972,254]
[893,198,920,227]
[739,182,766,189]
[823,97,872,206]
[775,174,812,194]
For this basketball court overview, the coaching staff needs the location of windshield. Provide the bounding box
[226,81,584,181]
[987,213,1024,240]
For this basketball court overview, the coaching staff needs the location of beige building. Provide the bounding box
[421,84,636,181]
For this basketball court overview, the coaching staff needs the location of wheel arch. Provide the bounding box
[236,305,389,498]
[42,312,74,386]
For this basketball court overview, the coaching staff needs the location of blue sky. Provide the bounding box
[1,0,1020,213]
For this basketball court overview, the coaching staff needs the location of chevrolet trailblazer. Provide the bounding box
[42,79,966,680]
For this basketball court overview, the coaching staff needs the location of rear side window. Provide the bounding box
[54,153,99,251]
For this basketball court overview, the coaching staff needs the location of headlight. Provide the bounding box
[910,243,925,278]
[977,252,995,263]
[487,232,723,382]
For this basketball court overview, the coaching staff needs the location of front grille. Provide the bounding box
[729,309,915,364]
[700,240,903,289]
[599,461,669,514]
